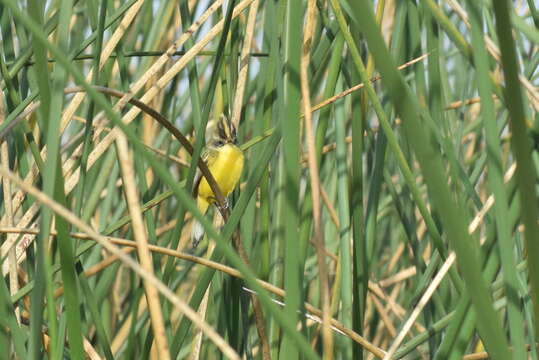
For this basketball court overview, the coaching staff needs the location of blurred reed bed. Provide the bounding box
[0,0,538,359]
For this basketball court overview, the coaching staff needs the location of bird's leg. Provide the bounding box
[216,197,230,212]
[209,196,229,212]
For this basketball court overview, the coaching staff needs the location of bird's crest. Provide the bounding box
[215,114,237,144]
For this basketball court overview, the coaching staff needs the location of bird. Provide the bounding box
[191,115,244,247]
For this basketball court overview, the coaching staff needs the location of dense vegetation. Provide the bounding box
[1,0,538,359]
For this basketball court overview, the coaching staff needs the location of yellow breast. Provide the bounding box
[198,144,244,204]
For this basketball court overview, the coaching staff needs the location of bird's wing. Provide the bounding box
[192,147,217,198]
[192,168,202,198]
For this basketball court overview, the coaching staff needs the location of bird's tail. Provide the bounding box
[191,197,210,248]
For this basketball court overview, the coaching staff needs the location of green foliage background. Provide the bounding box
[1,0,538,359]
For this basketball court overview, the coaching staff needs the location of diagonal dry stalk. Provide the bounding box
[0,0,255,268]
[0,89,19,323]
[0,0,148,264]
[0,0,147,234]
[59,0,147,131]
[190,286,211,360]
[383,253,456,359]
[378,161,518,357]
[443,0,539,111]
[0,164,241,360]
[308,53,429,116]
[1,225,388,359]
[231,0,258,130]
[115,132,171,360]
[0,86,227,274]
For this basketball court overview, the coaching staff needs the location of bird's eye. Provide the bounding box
[214,140,225,147]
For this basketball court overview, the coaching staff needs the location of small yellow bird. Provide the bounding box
[191,116,244,247]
